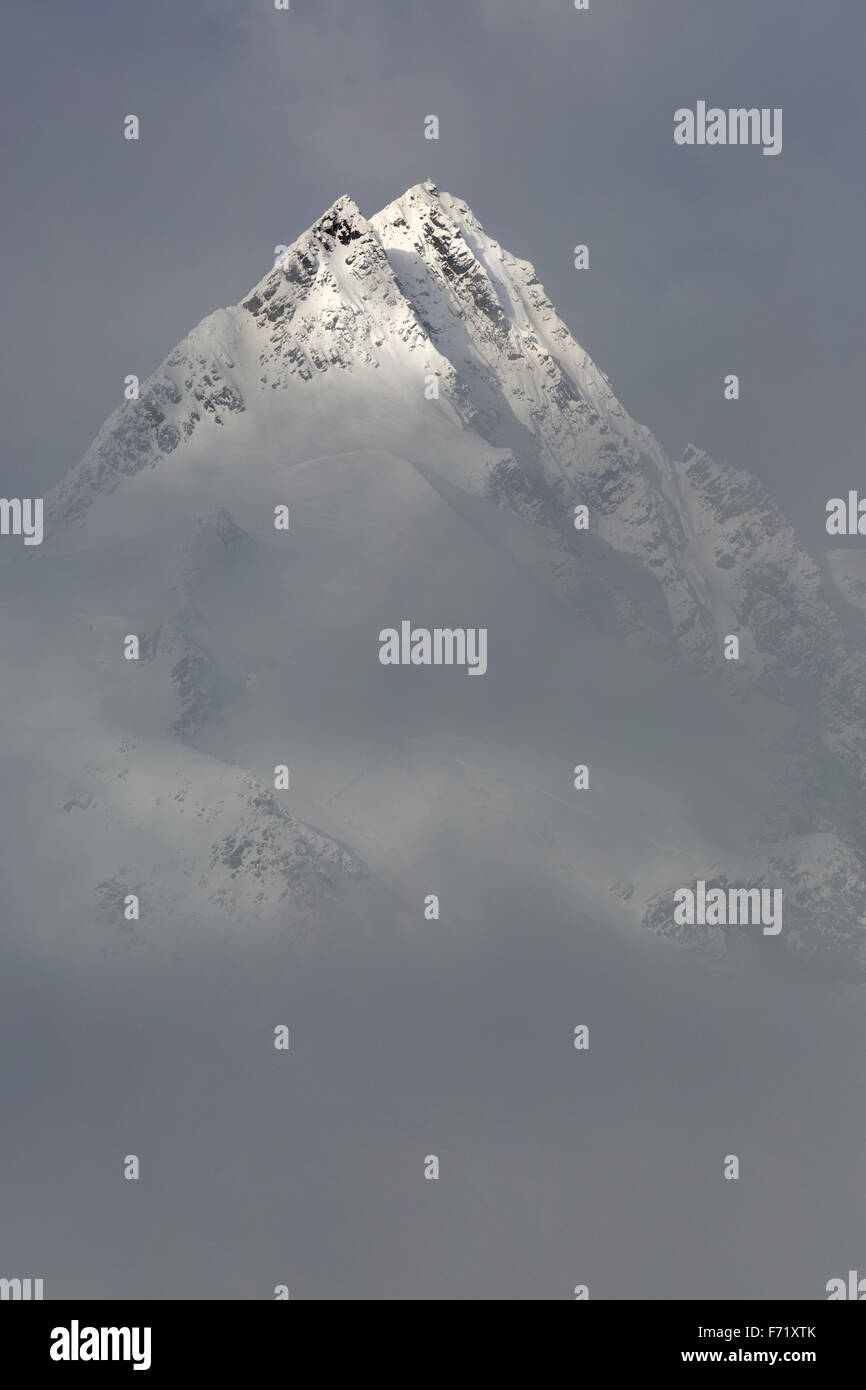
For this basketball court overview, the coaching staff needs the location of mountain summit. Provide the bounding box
[11,185,866,973]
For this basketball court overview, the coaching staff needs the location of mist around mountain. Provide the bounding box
[2,184,865,1299]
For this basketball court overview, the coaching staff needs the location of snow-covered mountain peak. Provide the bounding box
[27,183,866,974]
[309,193,366,244]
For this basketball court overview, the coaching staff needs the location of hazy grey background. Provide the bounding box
[1,0,864,547]
[3,0,866,1303]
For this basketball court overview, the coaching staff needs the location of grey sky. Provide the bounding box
[1,0,863,547]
